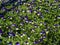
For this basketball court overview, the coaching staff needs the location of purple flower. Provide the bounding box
[40,30,46,34]
[55,0,59,2]
[25,20,29,23]
[12,24,16,26]
[42,35,46,39]
[1,17,6,20]
[24,16,28,20]
[16,10,19,13]
[0,14,4,18]
[54,24,59,26]
[0,29,3,34]
[18,1,22,5]
[11,24,18,28]
[20,22,24,26]
[1,7,6,11]
[29,9,33,13]
[39,38,43,42]
[8,32,15,36]
[16,42,20,45]
[37,12,42,15]
[34,41,39,44]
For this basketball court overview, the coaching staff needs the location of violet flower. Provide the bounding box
[42,35,46,39]
[0,14,4,18]
[11,24,16,27]
[40,30,46,34]
[25,20,29,23]
[24,16,28,20]
[34,41,39,44]
[54,24,57,26]
[18,1,22,5]
[16,10,19,13]
[20,22,24,26]
[8,32,15,36]
[16,42,20,45]
[1,7,6,11]
[0,29,3,34]
[39,38,43,42]
[55,0,59,2]
[37,12,42,15]
[1,17,6,20]
[29,9,33,13]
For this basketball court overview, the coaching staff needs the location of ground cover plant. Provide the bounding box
[0,0,60,45]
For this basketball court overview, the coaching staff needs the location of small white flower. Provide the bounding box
[20,23,23,26]
[0,35,1,37]
[40,23,43,26]
[37,14,40,16]
[21,35,23,37]
[15,34,18,36]
[39,9,41,11]
[31,22,34,24]
[0,0,1,1]
[25,20,29,23]
[0,26,2,28]
[57,16,60,19]
[8,36,11,38]
[22,28,25,30]
[27,10,30,13]
[28,37,30,40]
[29,21,32,23]
[34,10,37,13]
[16,28,19,30]
[46,31,49,34]
[23,34,25,36]
[6,27,8,28]
[10,17,12,19]
[23,3,26,5]
[21,34,25,37]
[31,28,35,32]
[26,42,29,44]
[22,10,25,13]
[6,23,8,25]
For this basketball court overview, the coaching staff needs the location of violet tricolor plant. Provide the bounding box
[0,0,60,45]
